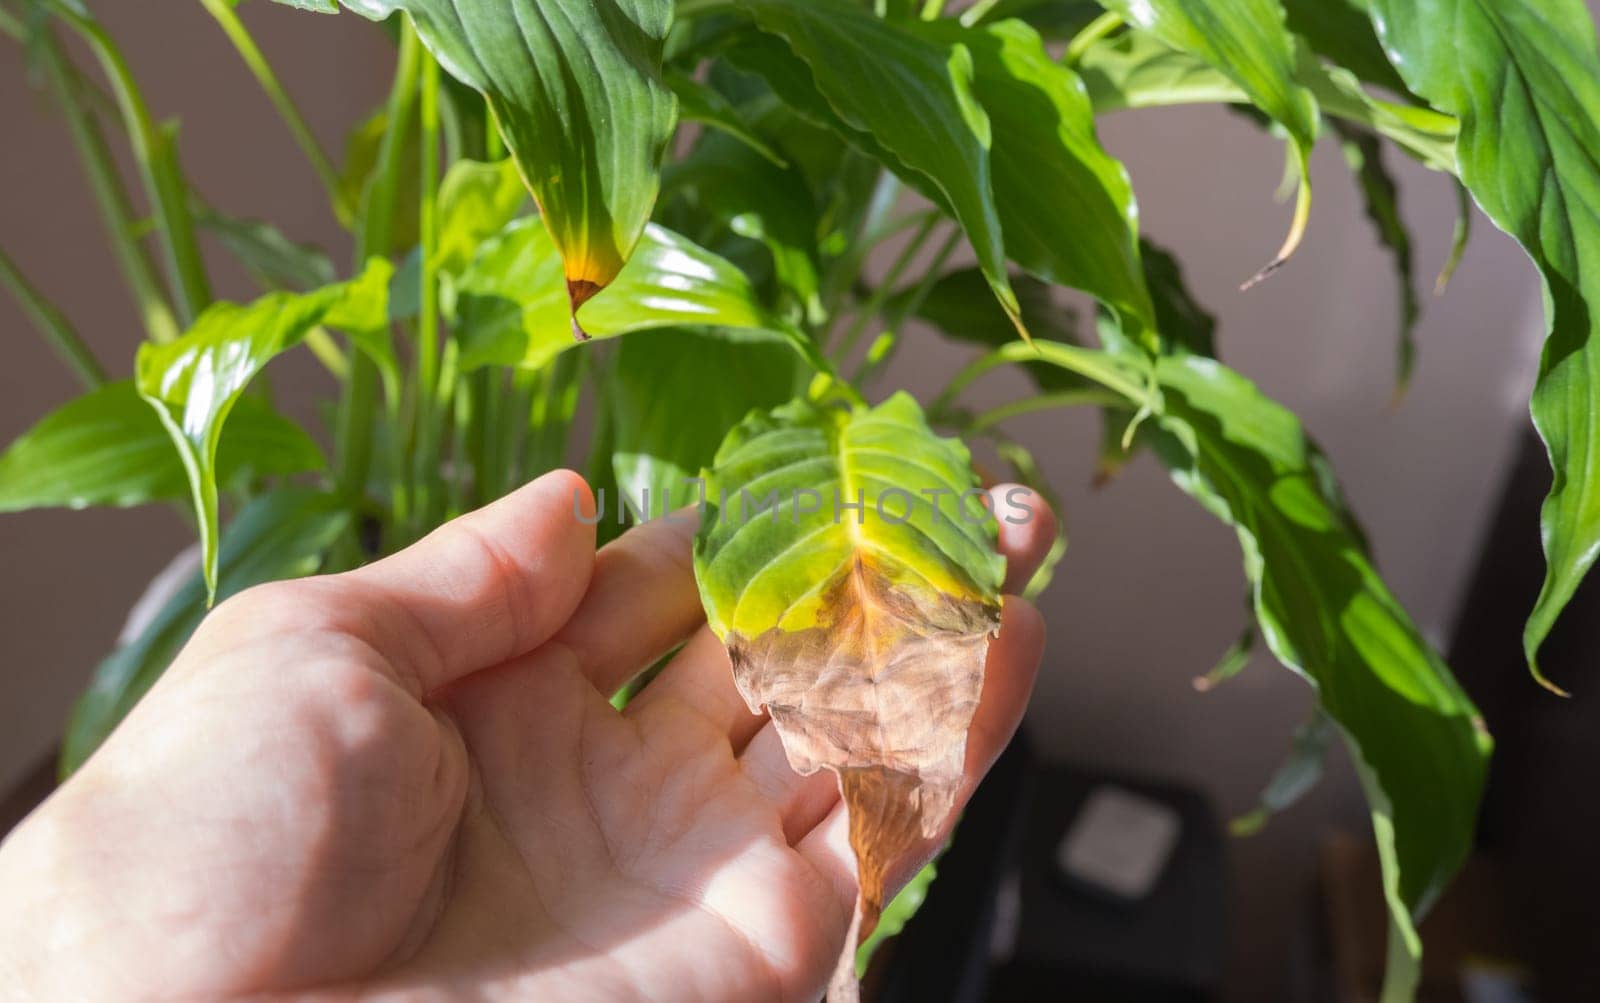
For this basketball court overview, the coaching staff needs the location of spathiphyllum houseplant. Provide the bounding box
[4,0,1598,996]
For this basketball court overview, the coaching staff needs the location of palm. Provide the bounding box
[1,473,1048,1003]
[389,645,847,1001]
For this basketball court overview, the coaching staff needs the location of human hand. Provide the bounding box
[0,470,1051,1001]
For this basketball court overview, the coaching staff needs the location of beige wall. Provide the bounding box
[0,7,1549,1001]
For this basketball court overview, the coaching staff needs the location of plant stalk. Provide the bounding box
[833,213,939,362]
[411,48,444,529]
[336,25,422,505]
[51,1,211,324]
[196,0,354,223]
[27,24,180,343]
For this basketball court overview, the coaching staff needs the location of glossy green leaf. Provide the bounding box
[60,488,351,776]
[1098,0,1319,276]
[912,18,1155,336]
[332,0,676,309]
[695,392,1003,990]
[734,0,1023,330]
[1364,0,1600,693]
[0,382,323,513]
[454,217,789,371]
[609,328,802,519]
[136,261,390,599]
[1334,122,1419,392]
[990,338,1488,998]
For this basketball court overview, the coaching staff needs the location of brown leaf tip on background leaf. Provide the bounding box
[567,278,603,341]
[726,555,1001,1000]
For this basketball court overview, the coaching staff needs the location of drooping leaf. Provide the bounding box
[0,382,323,513]
[1363,0,1600,692]
[694,392,1004,998]
[1144,352,1489,997]
[1230,707,1334,836]
[135,261,391,599]
[60,488,351,776]
[609,328,802,519]
[328,0,676,314]
[733,0,1024,330]
[1333,121,1419,392]
[1097,0,1319,279]
[910,18,1156,337]
[453,217,794,371]
[197,212,336,292]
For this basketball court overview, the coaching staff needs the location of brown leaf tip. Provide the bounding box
[567,278,603,342]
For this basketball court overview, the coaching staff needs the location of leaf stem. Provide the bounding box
[918,0,945,19]
[1064,12,1123,66]
[412,48,443,529]
[196,0,354,223]
[834,213,939,362]
[934,341,1150,415]
[28,23,180,343]
[958,0,1002,26]
[0,245,107,388]
[969,390,1126,431]
[51,1,211,324]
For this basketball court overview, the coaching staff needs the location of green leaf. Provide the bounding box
[1146,352,1488,994]
[334,0,676,308]
[856,857,937,977]
[1096,1,1319,277]
[60,488,351,776]
[136,261,391,599]
[453,218,791,371]
[1334,122,1419,392]
[1363,0,1600,693]
[694,392,1003,985]
[1077,28,1244,112]
[734,0,1024,330]
[966,1,1101,36]
[910,18,1156,336]
[197,212,337,292]
[666,69,789,167]
[434,157,527,277]
[0,382,323,513]
[609,328,802,519]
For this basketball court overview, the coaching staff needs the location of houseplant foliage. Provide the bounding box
[2,0,1596,995]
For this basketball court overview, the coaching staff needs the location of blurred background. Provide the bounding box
[1,4,1591,1001]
